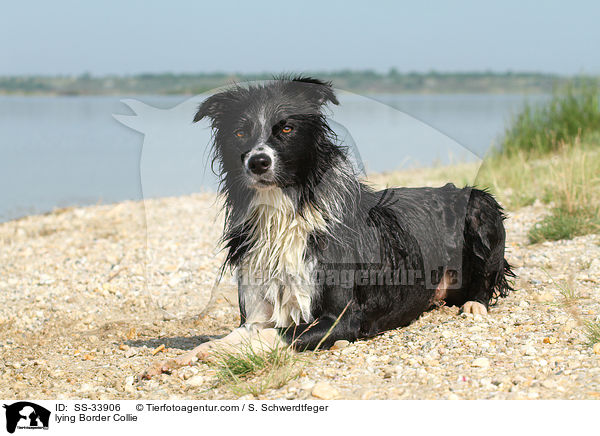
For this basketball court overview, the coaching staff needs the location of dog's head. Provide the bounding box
[193,76,340,192]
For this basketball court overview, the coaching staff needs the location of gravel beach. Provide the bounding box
[1,187,599,400]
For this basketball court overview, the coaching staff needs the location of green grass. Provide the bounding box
[500,79,600,156]
[207,305,351,397]
[209,339,303,397]
[476,133,600,242]
[528,206,599,243]
[585,321,600,346]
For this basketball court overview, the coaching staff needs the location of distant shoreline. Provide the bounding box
[0,70,591,96]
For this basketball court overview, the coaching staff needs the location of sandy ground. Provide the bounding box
[1,188,599,400]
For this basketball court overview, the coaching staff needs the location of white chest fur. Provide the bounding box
[239,188,326,327]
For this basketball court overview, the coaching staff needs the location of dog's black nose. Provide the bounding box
[247,153,272,175]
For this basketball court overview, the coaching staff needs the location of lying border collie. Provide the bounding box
[144,76,514,377]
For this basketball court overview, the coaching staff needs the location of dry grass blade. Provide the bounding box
[541,270,600,346]
[585,321,600,346]
[314,300,353,352]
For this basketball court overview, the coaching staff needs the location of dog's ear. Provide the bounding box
[193,92,234,123]
[292,76,339,106]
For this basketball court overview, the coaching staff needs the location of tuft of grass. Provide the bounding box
[528,206,599,243]
[207,305,350,397]
[585,321,600,346]
[552,276,580,306]
[209,339,303,397]
[543,272,599,347]
[499,78,600,156]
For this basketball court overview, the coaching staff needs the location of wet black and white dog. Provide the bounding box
[146,77,514,375]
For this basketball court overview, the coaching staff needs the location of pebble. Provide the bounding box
[311,382,338,400]
[382,367,396,378]
[300,380,316,391]
[534,293,554,302]
[331,340,350,350]
[180,368,197,380]
[78,383,95,393]
[471,357,490,368]
[124,384,136,394]
[186,375,205,387]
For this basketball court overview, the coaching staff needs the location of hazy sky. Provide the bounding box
[1,0,599,75]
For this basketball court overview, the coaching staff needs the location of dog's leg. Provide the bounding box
[457,189,513,315]
[280,311,360,351]
[141,292,279,379]
[436,271,486,314]
[141,325,285,379]
[181,325,284,361]
[459,240,509,316]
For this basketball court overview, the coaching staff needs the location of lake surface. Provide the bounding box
[0,93,548,222]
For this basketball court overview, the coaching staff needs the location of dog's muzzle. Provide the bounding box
[247,153,272,175]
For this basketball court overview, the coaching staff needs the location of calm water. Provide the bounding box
[0,93,548,222]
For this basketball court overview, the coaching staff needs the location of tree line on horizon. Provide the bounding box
[0,70,591,95]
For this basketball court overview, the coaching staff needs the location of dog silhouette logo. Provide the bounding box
[2,402,50,433]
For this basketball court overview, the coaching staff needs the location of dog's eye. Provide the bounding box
[281,126,293,133]
[234,130,245,138]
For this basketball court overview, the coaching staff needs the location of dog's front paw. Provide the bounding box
[460,301,488,315]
